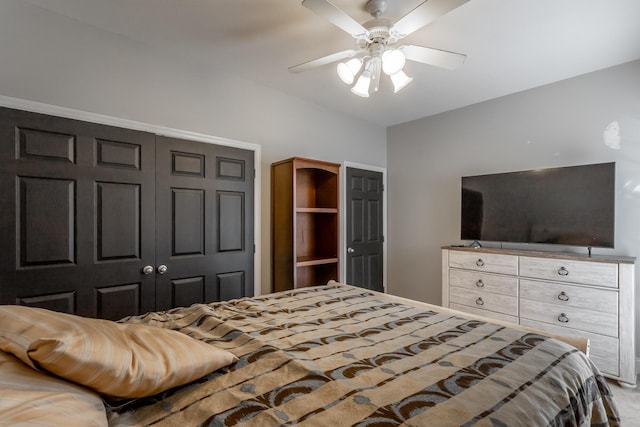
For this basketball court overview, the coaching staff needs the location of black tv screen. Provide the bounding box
[461,162,615,248]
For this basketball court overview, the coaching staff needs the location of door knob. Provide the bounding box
[157,264,168,275]
[142,265,154,275]
[347,247,355,253]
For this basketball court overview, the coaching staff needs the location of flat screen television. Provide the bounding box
[461,162,615,248]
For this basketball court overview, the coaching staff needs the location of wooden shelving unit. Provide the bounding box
[271,157,340,292]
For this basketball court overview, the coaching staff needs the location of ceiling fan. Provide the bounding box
[289,0,471,97]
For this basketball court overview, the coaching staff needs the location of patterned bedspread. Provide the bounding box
[109,283,619,426]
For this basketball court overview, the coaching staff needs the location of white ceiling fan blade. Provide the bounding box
[402,45,466,70]
[302,0,367,36]
[393,0,471,37]
[289,49,357,73]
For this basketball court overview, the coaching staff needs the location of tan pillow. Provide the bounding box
[0,305,237,398]
[0,349,108,427]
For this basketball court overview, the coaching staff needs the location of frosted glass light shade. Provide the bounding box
[337,58,363,85]
[382,49,406,75]
[390,70,413,93]
[351,73,371,97]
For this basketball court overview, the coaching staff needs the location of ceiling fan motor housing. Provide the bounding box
[365,0,388,18]
[363,19,393,42]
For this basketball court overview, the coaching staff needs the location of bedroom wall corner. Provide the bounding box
[386,59,640,358]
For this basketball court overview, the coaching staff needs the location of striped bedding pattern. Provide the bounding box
[109,283,620,426]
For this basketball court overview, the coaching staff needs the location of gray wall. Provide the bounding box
[0,0,387,294]
[387,59,640,358]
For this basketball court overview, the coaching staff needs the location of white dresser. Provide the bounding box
[442,246,636,386]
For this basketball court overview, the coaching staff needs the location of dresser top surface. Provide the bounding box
[442,246,636,264]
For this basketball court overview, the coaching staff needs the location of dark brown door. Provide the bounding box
[345,167,384,292]
[154,136,254,311]
[0,107,156,319]
[0,108,254,319]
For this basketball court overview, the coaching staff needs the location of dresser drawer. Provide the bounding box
[449,270,517,296]
[519,256,618,288]
[450,303,519,324]
[520,299,618,337]
[450,286,518,316]
[520,319,619,376]
[520,279,618,315]
[449,251,518,275]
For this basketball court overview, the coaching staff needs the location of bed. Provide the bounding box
[0,282,620,426]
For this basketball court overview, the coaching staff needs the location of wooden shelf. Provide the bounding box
[272,157,340,291]
[296,207,338,214]
[296,256,339,267]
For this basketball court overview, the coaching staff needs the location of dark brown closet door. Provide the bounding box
[0,107,156,319]
[154,136,254,311]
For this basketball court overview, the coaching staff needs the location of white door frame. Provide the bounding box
[341,161,387,293]
[0,95,262,296]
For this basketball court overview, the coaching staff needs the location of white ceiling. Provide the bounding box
[23,0,640,127]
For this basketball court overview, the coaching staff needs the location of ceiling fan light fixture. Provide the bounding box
[337,58,363,84]
[370,57,382,93]
[292,0,470,98]
[382,49,406,75]
[351,72,371,97]
[390,70,413,93]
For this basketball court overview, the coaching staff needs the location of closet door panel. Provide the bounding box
[18,176,75,266]
[95,283,141,321]
[212,146,254,300]
[218,191,244,251]
[90,125,156,320]
[96,181,141,260]
[171,276,206,308]
[155,136,254,310]
[16,291,76,314]
[0,107,156,319]
[218,271,245,301]
[172,188,205,256]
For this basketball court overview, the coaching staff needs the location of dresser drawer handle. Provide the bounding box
[475,297,484,306]
[476,279,485,288]
[557,267,569,276]
[557,313,569,323]
[476,259,485,267]
[557,291,569,302]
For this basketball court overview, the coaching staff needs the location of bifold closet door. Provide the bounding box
[0,107,157,320]
[154,136,254,310]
